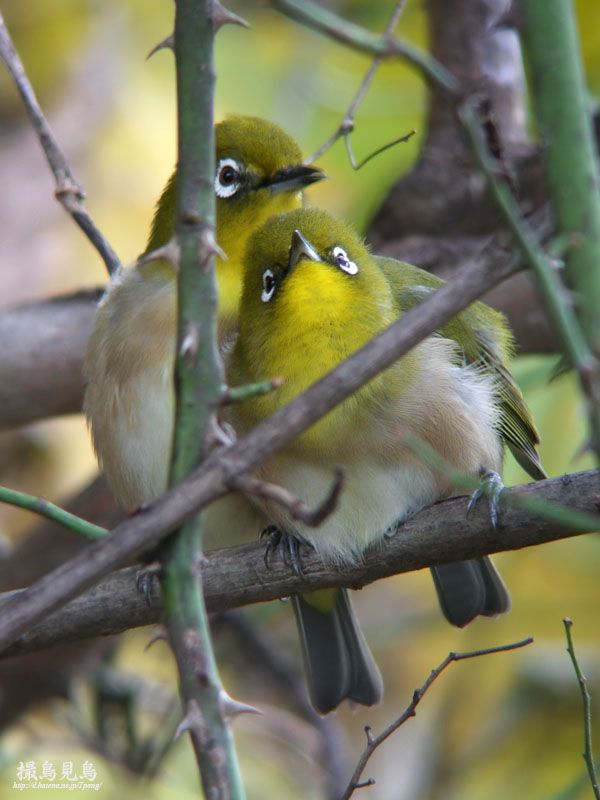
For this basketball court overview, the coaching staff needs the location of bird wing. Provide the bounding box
[374,256,547,481]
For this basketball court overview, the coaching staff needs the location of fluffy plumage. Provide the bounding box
[84,116,322,508]
[208,207,544,712]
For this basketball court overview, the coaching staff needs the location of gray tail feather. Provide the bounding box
[292,589,383,714]
[430,556,511,628]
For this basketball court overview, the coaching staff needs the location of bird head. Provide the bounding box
[141,116,324,328]
[234,208,395,406]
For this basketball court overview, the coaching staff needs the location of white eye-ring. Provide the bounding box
[215,158,242,198]
[332,246,358,275]
[261,269,277,303]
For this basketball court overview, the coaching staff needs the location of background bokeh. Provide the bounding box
[0,1,599,798]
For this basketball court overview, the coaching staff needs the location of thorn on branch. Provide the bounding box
[200,226,226,269]
[147,33,175,60]
[174,698,204,740]
[229,468,345,528]
[180,322,200,363]
[210,0,250,31]
[138,238,181,272]
[145,625,169,651]
[218,689,263,722]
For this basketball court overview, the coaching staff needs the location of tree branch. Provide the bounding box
[271,0,456,92]
[520,0,600,462]
[0,12,121,276]
[0,290,99,431]
[0,469,597,659]
[0,232,559,653]
[342,637,534,799]
[564,617,600,799]
[162,0,244,794]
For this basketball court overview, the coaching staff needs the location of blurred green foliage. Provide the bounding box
[0,1,599,799]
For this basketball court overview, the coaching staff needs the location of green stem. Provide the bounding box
[161,1,245,796]
[563,618,600,799]
[0,485,107,540]
[520,0,600,460]
[460,99,592,373]
[271,0,456,92]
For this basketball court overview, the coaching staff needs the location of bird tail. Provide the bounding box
[292,588,383,714]
[430,556,511,628]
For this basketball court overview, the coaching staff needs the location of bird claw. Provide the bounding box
[467,469,504,529]
[259,525,312,578]
[135,561,162,606]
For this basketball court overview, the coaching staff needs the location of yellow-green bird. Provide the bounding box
[210,207,545,714]
[84,116,323,508]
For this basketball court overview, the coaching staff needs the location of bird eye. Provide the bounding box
[332,246,358,275]
[215,158,242,198]
[261,269,277,303]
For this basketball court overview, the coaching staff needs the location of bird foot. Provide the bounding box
[467,469,504,529]
[135,561,162,606]
[259,525,313,578]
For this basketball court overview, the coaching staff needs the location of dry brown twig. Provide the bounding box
[0,12,121,276]
[228,469,344,528]
[341,637,534,799]
[305,0,417,168]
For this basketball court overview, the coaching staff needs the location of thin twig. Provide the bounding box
[563,618,600,799]
[341,637,534,800]
[228,469,344,527]
[305,0,414,166]
[221,377,284,405]
[0,12,121,276]
[460,97,596,421]
[0,485,108,541]
[272,0,456,92]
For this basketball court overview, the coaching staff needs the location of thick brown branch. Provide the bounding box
[0,290,99,430]
[0,242,553,652]
[1,470,597,658]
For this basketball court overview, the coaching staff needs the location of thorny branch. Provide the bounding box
[341,637,534,799]
[0,12,121,276]
[0,470,597,659]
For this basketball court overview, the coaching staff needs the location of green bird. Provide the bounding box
[84,116,323,509]
[206,207,545,714]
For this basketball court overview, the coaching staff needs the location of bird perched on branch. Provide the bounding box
[209,207,545,714]
[84,116,323,508]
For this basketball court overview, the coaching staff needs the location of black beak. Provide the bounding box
[288,229,322,273]
[263,164,325,194]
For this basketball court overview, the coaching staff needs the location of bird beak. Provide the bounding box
[288,229,322,273]
[265,164,326,194]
